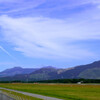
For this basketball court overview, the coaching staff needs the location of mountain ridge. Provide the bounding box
[0,60,100,81]
[0,67,38,77]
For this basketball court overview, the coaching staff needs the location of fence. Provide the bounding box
[0,92,15,100]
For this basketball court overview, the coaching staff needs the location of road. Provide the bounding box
[0,87,63,100]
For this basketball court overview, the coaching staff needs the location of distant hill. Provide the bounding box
[0,66,63,81]
[29,66,61,81]
[0,67,38,77]
[0,61,100,81]
[59,61,100,79]
[78,68,100,79]
[28,61,100,80]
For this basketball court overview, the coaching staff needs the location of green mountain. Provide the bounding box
[59,61,100,79]
[29,66,59,81]
[78,68,100,79]
[0,61,100,81]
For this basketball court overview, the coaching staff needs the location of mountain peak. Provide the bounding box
[0,67,38,77]
[13,67,23,69]
[42,66,56,69]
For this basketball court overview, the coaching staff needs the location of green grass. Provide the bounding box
[0,83,100,100]
[0,89,42,100]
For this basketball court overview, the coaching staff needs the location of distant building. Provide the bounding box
[77,81,83,84]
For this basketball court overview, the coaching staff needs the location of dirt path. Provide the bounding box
[0,87,63,100]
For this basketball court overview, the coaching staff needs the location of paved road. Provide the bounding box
[0,87,63,100]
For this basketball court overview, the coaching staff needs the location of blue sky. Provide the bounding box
[0,0,100,71]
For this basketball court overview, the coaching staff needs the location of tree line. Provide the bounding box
[0,79,100,83]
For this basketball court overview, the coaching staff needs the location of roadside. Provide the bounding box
[0,87,63,100]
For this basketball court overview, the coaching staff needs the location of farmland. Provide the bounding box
[0,83,100,100]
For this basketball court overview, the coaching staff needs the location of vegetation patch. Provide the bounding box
[0,83,100,100]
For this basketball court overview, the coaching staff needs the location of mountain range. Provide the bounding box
[0,67,38,77]
[0,61,100,81]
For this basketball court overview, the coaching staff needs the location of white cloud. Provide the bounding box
[0,15,99,59]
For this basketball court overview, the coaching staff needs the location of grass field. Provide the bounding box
[0,83,100,100]
[0,89,42,100]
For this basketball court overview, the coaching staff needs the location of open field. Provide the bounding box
[0,83,100,100]
[0,89,42,100]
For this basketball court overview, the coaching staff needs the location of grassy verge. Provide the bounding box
[0,89,42,100]
[0,83,100,100]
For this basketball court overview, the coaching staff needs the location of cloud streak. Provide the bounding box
[0,0,100,61]
[0,0,45,14]
[0,45,16,60]
[0,15,99,59]
[0,0,100,16]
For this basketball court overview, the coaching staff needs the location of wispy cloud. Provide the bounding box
[0,45,16,60]
[0,15,99,59]
[0,0,100,15]
[0,0,45,14]
[0,0,100,61]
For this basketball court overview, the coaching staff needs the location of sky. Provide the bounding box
[0,0,100,71]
